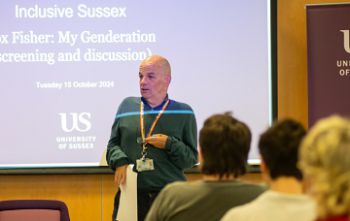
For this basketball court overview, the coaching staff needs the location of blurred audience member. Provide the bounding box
[222,119,315,221]
[145,112,265,221]
[300,115,350,221]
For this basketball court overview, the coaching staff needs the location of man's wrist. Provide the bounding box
[113,158,130,170]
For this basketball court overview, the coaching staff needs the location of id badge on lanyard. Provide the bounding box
[136,157,154,172]
[136,99,169,172]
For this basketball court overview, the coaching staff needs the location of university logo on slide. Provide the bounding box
[59,112,92,132]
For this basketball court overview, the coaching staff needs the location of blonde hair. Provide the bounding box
[299,115,350,218]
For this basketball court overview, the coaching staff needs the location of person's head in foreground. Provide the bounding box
[221,119,316,221]
[199,112,251,179]
[300,115,350,220]
[259,119,306,184]
[145,112,265,221]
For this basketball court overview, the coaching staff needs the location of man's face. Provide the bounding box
[139,61,170,103]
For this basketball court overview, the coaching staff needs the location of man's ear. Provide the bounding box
[166,74,171,84]
[260,158,267,174]
[198,146,204,167]
[198,146,203,162]
[260,157,271,182]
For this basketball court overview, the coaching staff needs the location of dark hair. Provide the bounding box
[258,119,306,180]
[199,112,251,178]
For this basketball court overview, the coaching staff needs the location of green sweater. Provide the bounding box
[107,96,198,191]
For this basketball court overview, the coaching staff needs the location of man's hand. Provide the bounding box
[114,164,128,187]
[145,134,168,149]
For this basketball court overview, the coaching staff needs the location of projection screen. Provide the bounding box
[0,0,275,169]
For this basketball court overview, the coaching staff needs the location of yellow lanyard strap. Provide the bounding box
[139,99,170,144]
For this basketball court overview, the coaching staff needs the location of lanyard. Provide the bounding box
[139,99,170,157]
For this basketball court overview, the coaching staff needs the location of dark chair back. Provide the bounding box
[0,200,70,221]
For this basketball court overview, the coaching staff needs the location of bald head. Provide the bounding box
[140,55,171,77]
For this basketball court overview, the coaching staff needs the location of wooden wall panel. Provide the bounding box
[101,174,117,221]
[0,173,262,221]
[277,0,350,126]
[0,174,104,221]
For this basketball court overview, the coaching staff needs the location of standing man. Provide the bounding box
[106,55,198,221]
